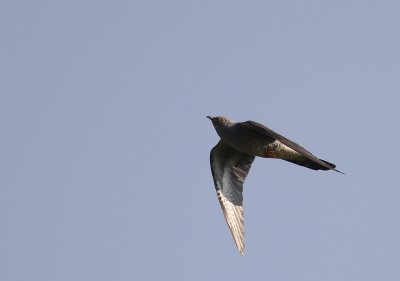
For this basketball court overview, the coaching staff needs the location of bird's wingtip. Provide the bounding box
[333,168,345,175]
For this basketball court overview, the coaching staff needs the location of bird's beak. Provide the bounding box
[206,116,213,121]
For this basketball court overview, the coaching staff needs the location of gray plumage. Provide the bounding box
[207,116,342,255]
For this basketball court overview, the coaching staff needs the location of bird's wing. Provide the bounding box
[210,140,255,255]
[241,121,336,171]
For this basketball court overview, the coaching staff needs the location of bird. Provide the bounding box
[207,116,343,255]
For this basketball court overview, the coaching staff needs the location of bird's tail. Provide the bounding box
[285,158,344,174]
[319,159,345,174]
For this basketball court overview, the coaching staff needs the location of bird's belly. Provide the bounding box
[261,140,301,159]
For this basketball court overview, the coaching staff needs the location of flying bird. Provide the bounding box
[207,116,343,255]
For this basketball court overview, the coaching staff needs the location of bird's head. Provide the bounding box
[207,116,235,137]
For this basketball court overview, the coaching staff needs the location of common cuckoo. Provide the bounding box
[207,116,342,255]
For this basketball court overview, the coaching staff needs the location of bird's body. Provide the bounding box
[207,116,342,255]
[217,123,275,156]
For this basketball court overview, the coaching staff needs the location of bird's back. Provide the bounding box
[220,123,276,156]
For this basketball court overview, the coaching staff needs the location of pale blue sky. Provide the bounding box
[1,1,400,280]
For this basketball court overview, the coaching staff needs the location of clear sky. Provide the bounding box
[1,1,400,280]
